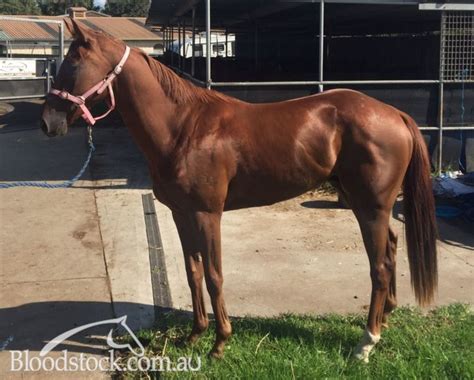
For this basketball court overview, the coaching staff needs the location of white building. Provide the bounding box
[170,33,235,58]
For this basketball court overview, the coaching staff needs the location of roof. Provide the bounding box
[146,0,473,27]
[76,17,160,40]
[146,0,453,35]
[0,15,161,42]
[147,0,421,26]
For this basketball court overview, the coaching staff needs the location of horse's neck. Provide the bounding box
[112,53,185,164]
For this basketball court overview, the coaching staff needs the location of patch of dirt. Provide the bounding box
[233,191,364,254]
[72,230,87,240]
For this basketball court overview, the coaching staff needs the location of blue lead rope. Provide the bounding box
[0,126,95,189]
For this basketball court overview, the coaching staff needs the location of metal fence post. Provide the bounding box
[58,21,64,74]
[182,18,186,72]
[438,11,445,173]
[171,24,174,67]
[254,22,259,72]
[46,60,51,94]
[319,0,325,93]
[178,20,182,70]
[192,7,196,77]
[225,27,228,58]
[206,0,212,89]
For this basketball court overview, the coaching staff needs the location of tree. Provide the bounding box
[0,0,41,15]
[39,0,94,16]
[104,0,149,17]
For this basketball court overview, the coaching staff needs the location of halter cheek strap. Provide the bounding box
[50,45,130,126]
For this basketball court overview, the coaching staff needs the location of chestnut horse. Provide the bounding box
[41,20,437,362]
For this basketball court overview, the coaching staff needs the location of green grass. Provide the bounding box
[116,304,473,379]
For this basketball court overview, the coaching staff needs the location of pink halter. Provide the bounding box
[50,45,130,126]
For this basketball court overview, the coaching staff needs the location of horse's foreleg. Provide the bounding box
[194,211,232,358]
[172,211,209,343]
[352,208,392,363]
[382,226,398,328]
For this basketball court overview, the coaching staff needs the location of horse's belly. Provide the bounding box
[223,172,326,210]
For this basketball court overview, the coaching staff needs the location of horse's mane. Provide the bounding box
[138,50,233,105]
[90,27,231,105]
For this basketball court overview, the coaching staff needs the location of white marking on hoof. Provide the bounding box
[353,329,380,363]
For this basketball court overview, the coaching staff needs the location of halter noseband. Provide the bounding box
[50,45,131,126]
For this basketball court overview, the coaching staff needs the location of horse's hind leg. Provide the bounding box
[331,177,398,329]
[351,206,393,362]
[382,226,398,328]
[337,167,401,361]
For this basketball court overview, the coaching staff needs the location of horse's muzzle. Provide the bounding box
[40,118,60,137]
[41,107,68,137]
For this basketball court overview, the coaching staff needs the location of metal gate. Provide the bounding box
[0,58,54,101]
[441,11,473,83]
[438,10,474,170]
[0,16,64,101]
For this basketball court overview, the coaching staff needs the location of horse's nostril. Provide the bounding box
[41,119,56,137]
[41,119,50,135]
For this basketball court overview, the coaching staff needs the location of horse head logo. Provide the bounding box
[40,315,145,357]
[106,316,145,357]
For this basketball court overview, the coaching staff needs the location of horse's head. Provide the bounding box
[41,19,117,137]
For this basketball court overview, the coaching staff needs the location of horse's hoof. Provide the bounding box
[353,351,370,363]
[174,337,187,348]
[187,333,201,344]
[208,350,224,359]
[353,329,380,364]
[175,334,199,348]
[382,314,390,329]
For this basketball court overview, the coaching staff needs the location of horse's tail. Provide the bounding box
[401,112,438,306]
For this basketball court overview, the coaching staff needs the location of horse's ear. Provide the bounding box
[64,18,90,44]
